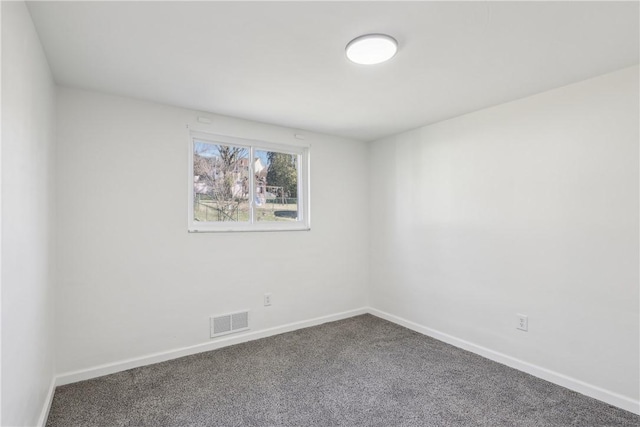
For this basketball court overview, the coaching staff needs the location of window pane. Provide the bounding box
[193,141,250,222]
[254,150,298,222]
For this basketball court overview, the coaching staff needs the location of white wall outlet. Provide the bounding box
[264,293,272,306]
[517,314,528,331]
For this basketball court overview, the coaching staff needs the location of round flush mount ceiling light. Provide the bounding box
[345,34,398,65]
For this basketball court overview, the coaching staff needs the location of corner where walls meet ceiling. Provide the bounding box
[27,1,639,141]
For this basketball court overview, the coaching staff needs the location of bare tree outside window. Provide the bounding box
[189,133,309,232]
[193,142,249,221]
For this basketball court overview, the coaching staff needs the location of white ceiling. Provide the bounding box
[28,1,639,142]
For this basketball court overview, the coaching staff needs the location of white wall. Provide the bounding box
[55,87,369,374]
[5,4,635,419]
[369,66,639,404]
[1,2,57,425]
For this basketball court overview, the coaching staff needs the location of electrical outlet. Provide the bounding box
[517,314,528,331]
[264,293,272,306]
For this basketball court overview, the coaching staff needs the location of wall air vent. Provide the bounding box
[210,311,250,338]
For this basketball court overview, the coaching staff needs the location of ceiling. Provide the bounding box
[27,1,639,142]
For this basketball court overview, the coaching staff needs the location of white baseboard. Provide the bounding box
[37,376,56,427]
[52,306,639,416]
[368,307,640,415]
[56,307,368,386]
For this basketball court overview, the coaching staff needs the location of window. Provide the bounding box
[188,132,310,232]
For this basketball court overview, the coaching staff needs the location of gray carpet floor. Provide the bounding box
[47,314,639,426]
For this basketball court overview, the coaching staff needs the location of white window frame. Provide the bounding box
[188,130,310,232]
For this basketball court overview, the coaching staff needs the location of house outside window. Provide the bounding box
[188,131,310,232]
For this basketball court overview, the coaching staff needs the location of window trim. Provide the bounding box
[187,130,310,233]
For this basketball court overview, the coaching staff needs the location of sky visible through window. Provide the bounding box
[194,141,269,166]
[190,134,309,231]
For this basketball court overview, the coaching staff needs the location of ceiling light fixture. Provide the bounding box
[345,34,398,65]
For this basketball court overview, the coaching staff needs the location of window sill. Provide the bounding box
[188,224,311,233]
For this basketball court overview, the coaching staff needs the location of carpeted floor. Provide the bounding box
[47,314,639,426]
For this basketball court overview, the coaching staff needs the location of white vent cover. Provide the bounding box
[210,311,250,338]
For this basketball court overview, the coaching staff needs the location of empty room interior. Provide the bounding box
[2,1,640,426]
